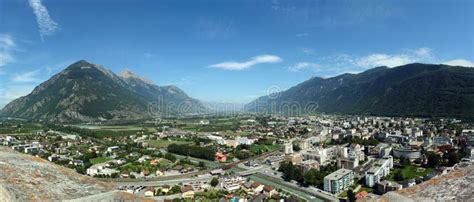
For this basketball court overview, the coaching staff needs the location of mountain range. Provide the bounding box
[2,61,473,122]
[245,63,474,119]
[0,60,207,122]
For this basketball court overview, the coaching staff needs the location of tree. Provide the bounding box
[210,177,219,187]
[347,189,356,202]
[171,185,181,193]
[172,198,181,202]
[426,152,441,168]
[167,144,216,161]
[198,161,206,168]
[278,161,304,183]
[293,144,301,152]
[399,156,410,167]
[394,170,405,181]
[445,150,461,167]
[303,169,325,187]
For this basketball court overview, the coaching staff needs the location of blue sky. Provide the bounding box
[0,0,473,107]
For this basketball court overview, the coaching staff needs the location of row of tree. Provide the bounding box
[425,150,461,168]
[278,161,338,188]
[45,123,100,139]
[167,143,216,161]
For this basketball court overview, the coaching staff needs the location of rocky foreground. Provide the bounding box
[378,164,474,202]
[0,147,150,201]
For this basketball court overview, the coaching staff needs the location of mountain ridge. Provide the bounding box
[1,60,207,122]
[245,63,474,118]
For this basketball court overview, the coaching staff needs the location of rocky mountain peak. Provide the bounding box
[119,69,155,85]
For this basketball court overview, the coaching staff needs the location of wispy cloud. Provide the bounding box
[195,18,235,39]
[355,53,415,68]
[301,47,316,56]
[289,62,320,72]
[292,47,436,76]
[210,55,282,70]
[296,33,309,38]
[28,0,59,39]
[269,0,399,28]
[355,47,433,68]
[0,34,16,69]
[414,47,433,57]
[12,70,41,83]
[442,59,474,67]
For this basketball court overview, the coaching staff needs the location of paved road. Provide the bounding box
[250,173,339,202]
[114,175,214,187]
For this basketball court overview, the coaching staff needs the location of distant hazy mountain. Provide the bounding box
[245,63,474,118]
[203,101,245,113]
[1,60,207,122]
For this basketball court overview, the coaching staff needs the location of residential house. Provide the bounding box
[287,153,303,165]
[301,160,320,173]
[226,140,240,148]
[107,146,119,153]
[375,180,402,194]
[161,185,171,195]
[242,181,254,194]
[144,187,155,197]
[221,176,245,192]
[216,152,227,162]
[150,159,160,166]
[251,194,267,202]
[181,185,195,198]
[263,185,277,197]
[251,182,264,193]
[356,191,368,199]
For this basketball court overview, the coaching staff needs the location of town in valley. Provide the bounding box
[2,114,473,201]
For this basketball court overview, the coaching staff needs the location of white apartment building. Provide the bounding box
[284,142,293,154]
[365,156,394,187]
[324,168,354,194]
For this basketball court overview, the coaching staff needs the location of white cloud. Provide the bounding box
[442,59,474,67]
[355,53,415,68]
[28,0,59,39]
[352,47,435,68]
[414,47,432,57]
[210,55,282,70]
[289,62,320,72]
[302,47,316,55]
[0,34,16,68]
[298,47,436,77]
[12,70,41,83]
[296,33,309,38]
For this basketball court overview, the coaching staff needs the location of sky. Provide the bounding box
[0,0,473,108]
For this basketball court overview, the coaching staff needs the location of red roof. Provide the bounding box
[181,185,194,193]
[263,185,274,192]
[251,182,262,188]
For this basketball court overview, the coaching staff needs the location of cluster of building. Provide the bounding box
[207,134,257,148]
[271,115,474,197]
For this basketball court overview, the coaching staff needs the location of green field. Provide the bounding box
[72,124,153,137]
[146,139,190,149]
[90,156,111,164]
[386,165,434,182]
[0,122,43,134]
[250,144,280,154]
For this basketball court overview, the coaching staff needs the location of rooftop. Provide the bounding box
[324,168,353,180]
